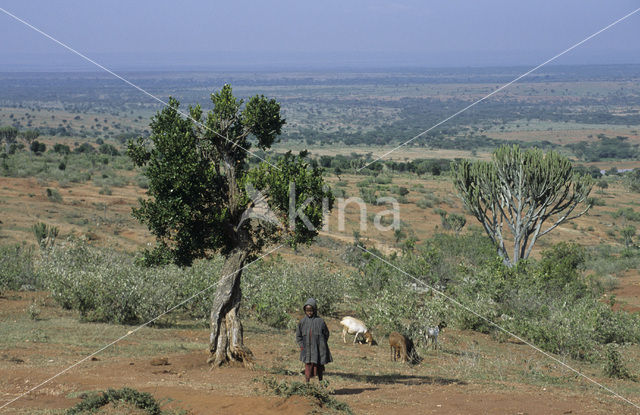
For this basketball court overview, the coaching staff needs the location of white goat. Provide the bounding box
[340,316,374,345]
[426,321,446,350]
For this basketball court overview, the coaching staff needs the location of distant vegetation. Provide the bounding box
[567,134,639,162]
[2,65,640,155]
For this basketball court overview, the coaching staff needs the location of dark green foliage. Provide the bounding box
[32,222,59,249]
[66,387,161,415]
[572,164,603,179]
[621,226,636,248]
[603,344,633,379]
[437,210,466,232]
[20,129,40,141]
[246,152,333,248]
[359,187,377,204]
[99,143,120,156]
[129,86,330,266]
[53,143,71,154]
[74,142,95,154]
[0,244,39,292]
[128,98,226,266]
[536,242,587,295]
[29,140,46,154]
[586,196,605,206]
[321,153,453,176]
[567,135,639,162]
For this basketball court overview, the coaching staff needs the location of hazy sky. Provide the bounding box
[1,0,639,70]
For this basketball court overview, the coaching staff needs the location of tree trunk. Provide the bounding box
[207,247,254,368]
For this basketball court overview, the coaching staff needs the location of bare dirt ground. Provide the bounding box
[1,293,640,415]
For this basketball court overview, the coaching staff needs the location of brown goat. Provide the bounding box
[388,331,408,362]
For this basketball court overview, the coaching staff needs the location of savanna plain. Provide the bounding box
[2,66,640,414]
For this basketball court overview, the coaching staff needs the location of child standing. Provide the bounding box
[296,298,332,382]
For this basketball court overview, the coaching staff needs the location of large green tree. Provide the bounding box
[452,145,593,267]
[128,85,333,367]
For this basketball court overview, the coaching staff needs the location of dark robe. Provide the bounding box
[295,298,332,365]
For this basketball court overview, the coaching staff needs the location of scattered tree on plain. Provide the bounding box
[128,85,332,367]
[20,129,40,156]
[0,126,18,153]
[452,145,593,266]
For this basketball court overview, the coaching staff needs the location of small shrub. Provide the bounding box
[33,222,59,249]
[396,186,409,196]
[359,187,377,204]
[66,387,161,415]
[99,186,112,195]
[586,197,605,206]
[46,188,62,203]
[135,174,149,189]
[260,377,352,414]
[603,344,632,379]
[416,196,433,209]
[332,187,346,198]
[28,300,41,321]
[374,175,392,185]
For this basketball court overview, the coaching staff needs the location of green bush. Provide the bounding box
[32,222,59,249]
[416,192,440,209]
[66,387,161,415]
[352,233,640,361]
[603,344,633,379]
[349,241,457,340]
[374,175,392,185]
[242,258,346,329]
[583,245,640,278]
[611,207,640,222]
[358,187,377,204]
[0,244,40,292]
[46,188,62,203]
[39,239,222,324]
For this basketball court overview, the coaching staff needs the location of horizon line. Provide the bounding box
[2,61,640,74]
